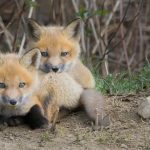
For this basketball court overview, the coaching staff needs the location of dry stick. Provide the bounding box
[92,0,106,55]
[120,0,131,75]
[118,30,133,66]
[138,13,144,63]
[83,0,92,66]
[127,31,135,66]
[96,0,109,74]
[14,0,27,35]
[103,15,139,59]
[90,19,99,54]
[0,16,13,51]
[93,0,104,35]
[100,0,131,61]
[12,1,26,52]
[101,0,120,36]
[120,1,143,70]
[0,6,16,35]
[93,0,120,74]
[61,0,66,24]
[102,1,110,75]
[71,0,86,53]
[145,0,149,63]
[92,0,104,54]
[19,0,35,55]
[71,0,79,12]
[101,0,143,61]
[90,18,110,75]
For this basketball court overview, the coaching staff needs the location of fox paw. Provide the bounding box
[28,117,49,130]
[6,116,24,127]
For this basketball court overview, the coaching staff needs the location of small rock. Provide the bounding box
[138,96,150,119]
[9,136,14,140]
[38,143,45,147]
[121,144,128,149]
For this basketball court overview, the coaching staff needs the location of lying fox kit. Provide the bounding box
[0,50,40,117]
[27,18,95,88]
[0,49,50,129]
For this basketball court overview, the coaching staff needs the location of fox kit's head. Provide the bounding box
[0,49,41,107]
[27,18,81,73]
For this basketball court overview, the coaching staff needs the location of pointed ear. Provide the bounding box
[20,48,41,69]
[63,18,81,41]
[27,18,41,42]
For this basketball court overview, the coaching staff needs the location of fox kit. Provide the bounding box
[0,49,49,129]
[27,18,95,89]
[26,19,110,127]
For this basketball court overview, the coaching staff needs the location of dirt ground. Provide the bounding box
[0,90,150,150]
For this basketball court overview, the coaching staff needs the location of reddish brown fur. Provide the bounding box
[0,54,34,99]
[31,26,80,66]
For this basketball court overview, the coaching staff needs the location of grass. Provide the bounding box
[40,131,51,142]
[145,146,150,150]
[94,64,150,95]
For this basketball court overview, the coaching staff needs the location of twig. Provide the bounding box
[71,0,86,53]
[71,0,79,12]
[12,1,26,52]
[120,0,131,75]
[101,0,120,36]
[0,16,13,51]
[19,0,35,55]
[100,0,131,61]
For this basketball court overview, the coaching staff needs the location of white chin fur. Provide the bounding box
[21,93,32,105]
[63,61,75,72]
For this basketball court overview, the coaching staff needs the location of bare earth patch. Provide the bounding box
[0,90,150,150]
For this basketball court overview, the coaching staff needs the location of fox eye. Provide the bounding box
[41,51,48,57]
[61,52,69,57]
[0,83,6,89]
[19,82,26,88]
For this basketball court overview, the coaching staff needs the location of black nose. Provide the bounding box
[9,100,17,105]
[52,67,59,72]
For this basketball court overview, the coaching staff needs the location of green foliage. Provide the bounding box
[145,146,150,150]
[25,0,38,8]
[94,64,150,95]
[76,7,109,37]
[76,7,109,20]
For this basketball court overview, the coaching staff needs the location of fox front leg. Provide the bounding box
[24,105,49,129]
[0,115,6,125]
[46,103,60,132]
[50,106,59,131]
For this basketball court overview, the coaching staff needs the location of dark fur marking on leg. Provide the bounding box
[43,94,52,116]
[24,105,49,129]
[0,115,7,125]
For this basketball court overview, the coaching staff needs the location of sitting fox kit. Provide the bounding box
[27,18,95,89]
[27,19,109,127]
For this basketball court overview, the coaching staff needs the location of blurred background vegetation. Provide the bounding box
[0,0,149,94]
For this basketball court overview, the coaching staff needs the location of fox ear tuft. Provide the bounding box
[64,18,81,41]
[20,48,41,69]
[27,18,41,42]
